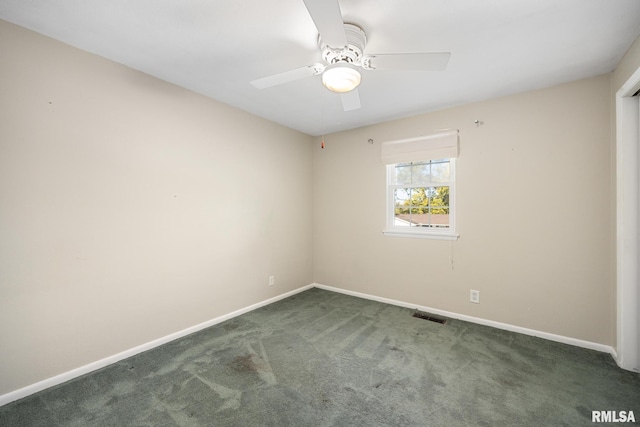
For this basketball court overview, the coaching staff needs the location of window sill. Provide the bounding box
[382,229,459,240]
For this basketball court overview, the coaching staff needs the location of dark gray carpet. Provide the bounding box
[1,288,639,426]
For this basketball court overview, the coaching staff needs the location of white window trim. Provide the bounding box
[383,159,459,240]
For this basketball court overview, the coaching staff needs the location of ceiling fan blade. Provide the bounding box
[340,88,361,111]
[251,63,325,89]
[366,52,451,71]
[303,0,348,48]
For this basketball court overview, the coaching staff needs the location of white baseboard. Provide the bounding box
[314,283,615,356]
[0,284,314,407]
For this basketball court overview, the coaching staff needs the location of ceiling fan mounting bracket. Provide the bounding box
[319,23,367,67]
[311,63,326,74]
[361,56,374,70]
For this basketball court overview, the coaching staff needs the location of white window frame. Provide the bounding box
[383,159,458,240]
[381,130,459,240]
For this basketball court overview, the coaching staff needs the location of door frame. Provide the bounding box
[615,65,640,372]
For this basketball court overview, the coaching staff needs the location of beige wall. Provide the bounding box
[313,75,612,345]
[0,20,313,395]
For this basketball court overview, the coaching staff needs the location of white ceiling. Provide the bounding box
[1,0,639,136]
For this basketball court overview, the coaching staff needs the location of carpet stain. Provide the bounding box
[231,347,277,386]
[232,354,262,373]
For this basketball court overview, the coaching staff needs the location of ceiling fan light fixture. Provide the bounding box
[322,64,361,93]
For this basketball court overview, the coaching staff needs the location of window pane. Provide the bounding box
[394,164,411,185]
[429,212,450,228]
[393,212,411,227]
[430,186,450,210]
[409,207,427,215]
[394,189,410,214]
[430,206,449,215]
[394,188,411,203]
[411,163,430,186]
[394,210,426,227]
[431,161,450,183]
[408,210,429,227]
[410,187,430,210]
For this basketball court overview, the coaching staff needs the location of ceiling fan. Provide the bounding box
[250,0,451,112]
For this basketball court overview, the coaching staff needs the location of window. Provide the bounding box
[381,130,459,240]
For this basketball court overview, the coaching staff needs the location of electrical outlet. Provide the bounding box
[470,289,480,304]
[268,275,275,286]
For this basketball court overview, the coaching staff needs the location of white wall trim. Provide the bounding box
[0,284,315,407]
[615,64,640,373]
[314,283,614,355]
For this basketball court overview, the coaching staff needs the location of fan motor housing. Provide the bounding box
[319,23,367,66]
